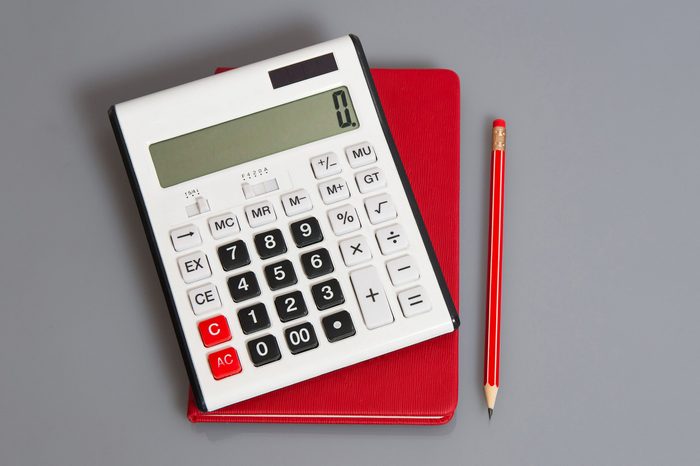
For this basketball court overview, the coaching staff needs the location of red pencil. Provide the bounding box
[484,119,506,419]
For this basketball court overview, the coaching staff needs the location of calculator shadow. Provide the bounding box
[73,22,326,413]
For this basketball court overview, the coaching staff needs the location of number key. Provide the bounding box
[237,303,271,334]
[217,240,250,271]
[263,259,297,290]
[254,229,287,259]
[227,271,261,302]
[274,290,308,322]
[284,322,319,355]
[247,334,281,367]
[311,278,345,310]
[300,248,334,279]
[290,217,323,248]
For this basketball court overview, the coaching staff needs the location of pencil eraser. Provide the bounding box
[493,119,506,128]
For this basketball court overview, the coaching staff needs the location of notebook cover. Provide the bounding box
[187,68,460,424]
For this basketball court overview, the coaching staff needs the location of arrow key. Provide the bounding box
[170,224,202,252]
[364,194,397,225]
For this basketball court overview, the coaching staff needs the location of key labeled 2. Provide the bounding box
[274,290,308,322]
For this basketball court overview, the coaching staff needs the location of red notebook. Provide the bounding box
[187,68,460,424]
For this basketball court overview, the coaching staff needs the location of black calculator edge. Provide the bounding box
[349,34,460,330]
[108,106,210,413]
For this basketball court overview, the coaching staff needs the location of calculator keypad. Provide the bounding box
[289,217,323,248]
[217,240,251,271]
[274,290,308,322]
[254,229,287,259]
[172,138,437,379]
[237,303,271,334]
[300,248,334,279]
[284,322,319,354]
[228,271,261,302]
[263,259,298,290]
[247,334,282,366]
[311,278,345,310]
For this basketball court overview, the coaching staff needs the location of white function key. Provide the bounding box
[245,200,276,228]
[208,213,240,240]
[328,205,361,236]
[345,142,377,168]
[310,152,342,179]
[376,224,408,255]
[318,177,350,204]
[281,189,313,216]
[170,224,202,252]
[386,255,420,286]
[364,193,397,224]
[339,236,373,266]
[350,267,394,329]
[398,286,431,317]
[187,283,222,315]
[177,251,212,284]
[355,168,386,194]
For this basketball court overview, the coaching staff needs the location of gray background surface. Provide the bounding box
[1,1,699,465]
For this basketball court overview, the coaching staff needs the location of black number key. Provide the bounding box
[247,334,282,366]
[254,229,287,259]
[263,259,297,290]
[311,278,345,310]
[217,240,250,271]
[284,322,319,355]
[237,303,271,334]
[227,271,261,302]
[300,248,334,279]
[274,290,308,322]
[321,310,356,342]
[290,217,323,248]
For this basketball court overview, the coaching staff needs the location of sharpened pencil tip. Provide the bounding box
[488,408,493,419]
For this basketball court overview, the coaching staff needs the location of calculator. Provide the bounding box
[109,35,459,412]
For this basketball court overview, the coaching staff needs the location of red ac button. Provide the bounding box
[198,315,232,348]
[207,347,242,380]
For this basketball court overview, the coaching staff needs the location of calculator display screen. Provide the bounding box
[149,86,359,187]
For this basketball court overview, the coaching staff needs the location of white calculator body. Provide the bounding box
[109,35,459,412]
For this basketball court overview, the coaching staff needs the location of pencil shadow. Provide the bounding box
[72,23,325,413]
